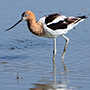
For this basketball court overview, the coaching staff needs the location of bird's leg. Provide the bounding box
[53,38,57,55]
[61,34,69,59]
[53,38,57,60]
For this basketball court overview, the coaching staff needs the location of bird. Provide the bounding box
[5,10,87,59]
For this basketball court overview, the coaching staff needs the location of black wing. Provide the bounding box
[45,14,67,30]
[45,14,87,30]
[47,21,67,30]
[45,13,60,24]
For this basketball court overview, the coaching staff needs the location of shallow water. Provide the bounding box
[0,0,90,90]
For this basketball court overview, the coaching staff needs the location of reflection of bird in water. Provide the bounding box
[5,10,87,59]
[29,58,70,90]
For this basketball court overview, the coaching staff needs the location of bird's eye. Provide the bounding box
[24,14,28,17]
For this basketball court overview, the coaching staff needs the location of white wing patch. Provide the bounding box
[47,15,66,25]
[37,16,46,24]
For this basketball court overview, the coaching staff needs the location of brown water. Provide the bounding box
[0,0,90,90]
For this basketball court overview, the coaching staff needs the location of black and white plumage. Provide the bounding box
[38,13,87,38]
[5,11,87,59]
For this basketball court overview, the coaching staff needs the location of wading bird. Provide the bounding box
[5,11,87,59]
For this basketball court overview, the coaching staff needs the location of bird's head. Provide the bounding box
[5,10,35,31]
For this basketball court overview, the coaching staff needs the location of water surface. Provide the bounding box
[0,0,90,90]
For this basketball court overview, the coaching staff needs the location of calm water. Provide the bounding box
[0,0,90,90]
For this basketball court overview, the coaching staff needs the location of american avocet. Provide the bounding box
[5,11,87,59]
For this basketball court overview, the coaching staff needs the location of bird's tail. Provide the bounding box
[74,15,87,24]
[77,15,87,19]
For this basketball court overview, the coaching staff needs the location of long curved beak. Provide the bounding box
[5,18,23,32]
